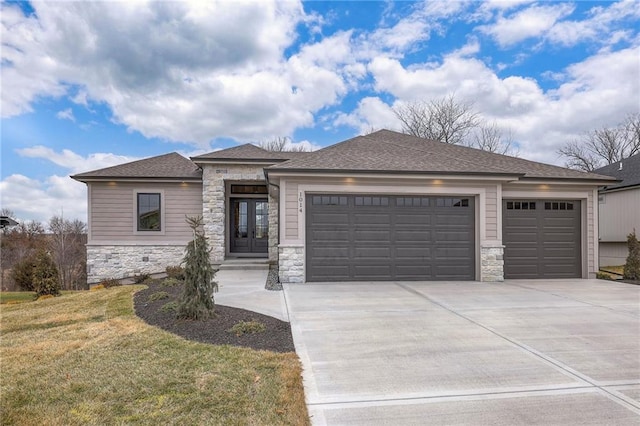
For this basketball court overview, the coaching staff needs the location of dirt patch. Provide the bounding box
[134,281,295,353]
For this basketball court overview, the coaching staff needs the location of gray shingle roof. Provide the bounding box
[267,130,616,182]
[593,153,640,191]
[192,144,309,162]
[71,152,202,181]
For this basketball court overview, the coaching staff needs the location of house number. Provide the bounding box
[299,192,303,212]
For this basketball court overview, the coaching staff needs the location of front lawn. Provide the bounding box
[0,291,36,304]
[0,286,309,425]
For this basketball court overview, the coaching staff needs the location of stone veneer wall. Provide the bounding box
[87,244,186,283]
[279,246,304,283]
[201,164,275,263]
[480,244,505,282]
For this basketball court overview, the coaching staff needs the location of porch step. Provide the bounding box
[217,259,270,271]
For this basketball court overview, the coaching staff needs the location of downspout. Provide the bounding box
[264,170,281,246]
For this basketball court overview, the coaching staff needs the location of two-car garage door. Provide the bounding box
[306,194,475,281]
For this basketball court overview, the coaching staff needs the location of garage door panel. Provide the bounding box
[307,194,475,281]
[503,199,581,279]
[354,230,391,242]
[353,247,391,258]
[395,214,432,225]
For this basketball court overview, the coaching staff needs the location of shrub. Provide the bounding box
[177,217,217,320]
[228,320,266,337]
[10,255,37,291]
[623,230,640,280]
[148,291,169,302]
[32,249,61,297]
[159,301,179,313]
[165,266,185,280]
[100,278,121,288]
[161,277,181,287]
[133,273,151,284]
[595,272,613,281]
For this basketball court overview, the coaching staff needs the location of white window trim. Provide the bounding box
[133,189,166,236]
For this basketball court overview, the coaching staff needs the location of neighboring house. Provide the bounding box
[593,153,640,267]
[72,130,615,284]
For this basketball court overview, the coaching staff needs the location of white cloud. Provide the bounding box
[2,1,355,145]
[16,146,136,175]
[56,108,75,122]
[479,3,575,47]
[0,174,86,223]
[334,97,400,134]
[0,147,140,222]
[547,0,640,47]
[358,44,640,165]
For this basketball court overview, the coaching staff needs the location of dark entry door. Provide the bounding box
[230,199,268,254]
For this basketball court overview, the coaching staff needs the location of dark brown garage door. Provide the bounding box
[503,200,581,279]
[306,194,475,281]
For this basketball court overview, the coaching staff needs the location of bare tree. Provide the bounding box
[258,136,310,152]
[471,122,518,156]
[559,113,640,171]
[48,216,87,290]
[393,94,480,145]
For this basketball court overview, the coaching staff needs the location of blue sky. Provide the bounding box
[1,0,639,223]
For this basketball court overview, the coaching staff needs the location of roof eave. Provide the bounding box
[191,157,290,164]
[517,176,621,185]
[70,176,202,183]
[265,168,525,179]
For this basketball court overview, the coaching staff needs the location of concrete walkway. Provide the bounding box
[285,279,640,425]
[214,269,289,322]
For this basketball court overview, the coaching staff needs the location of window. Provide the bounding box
[231,184,268,194]
[545,201,573,210]
[396,197,430,207]
[312,195,347,206]
[506,201,536,210]
[436,197,470,208]
[137,193,161,231]
[355,196,389,206]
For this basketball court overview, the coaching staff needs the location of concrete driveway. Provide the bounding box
[284,279,640,425]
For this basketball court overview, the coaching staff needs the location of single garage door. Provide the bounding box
[503,200,581,279]
[306,194,475,281]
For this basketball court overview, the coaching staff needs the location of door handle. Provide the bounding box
[252,230,255,238]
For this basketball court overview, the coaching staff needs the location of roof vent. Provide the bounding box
[619,162,623,171]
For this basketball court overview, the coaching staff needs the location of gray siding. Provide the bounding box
[599,242,629,267]
[599,188,640,242]
[89,181,203,244]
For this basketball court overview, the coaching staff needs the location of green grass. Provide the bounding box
[1,286,309,425]
[0,291,36,304]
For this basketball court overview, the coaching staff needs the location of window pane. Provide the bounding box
[138,193,161,231]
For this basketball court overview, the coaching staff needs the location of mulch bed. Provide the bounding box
[133,280,295,353]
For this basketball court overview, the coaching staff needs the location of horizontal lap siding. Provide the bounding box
[90,182,203,243]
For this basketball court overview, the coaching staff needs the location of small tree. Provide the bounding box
[177,216,218,320]
[10,254,37,291]
[32,249,61,297]
[623,230,640,280]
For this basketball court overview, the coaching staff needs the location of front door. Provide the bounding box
[230,199,268,254]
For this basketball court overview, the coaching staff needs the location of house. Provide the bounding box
[71,130,615,284]
[593,153,640,267]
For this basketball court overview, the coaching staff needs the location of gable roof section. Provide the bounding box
[192,143,309,163]
[593,153,640,191]
[71,152,202,182]
[266,130,616,182]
